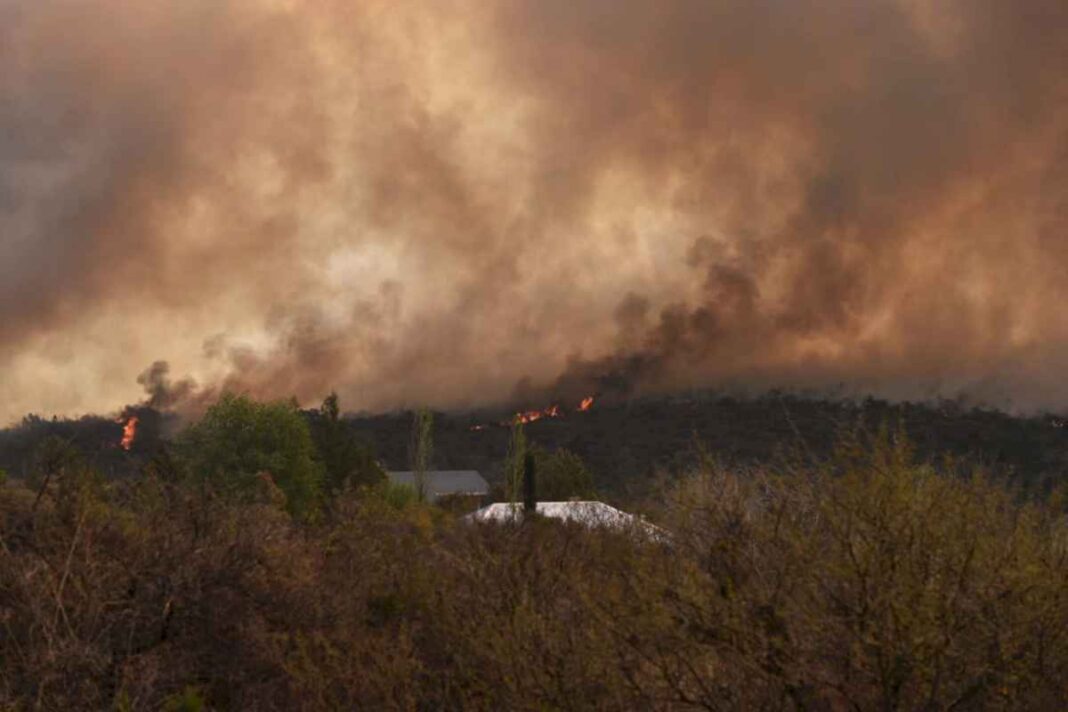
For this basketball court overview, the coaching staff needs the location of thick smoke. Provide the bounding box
[1,0,1066,422]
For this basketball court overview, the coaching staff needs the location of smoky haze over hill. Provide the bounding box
[1,0,1067,422]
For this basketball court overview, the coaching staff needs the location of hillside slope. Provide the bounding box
[347,393,1068,498]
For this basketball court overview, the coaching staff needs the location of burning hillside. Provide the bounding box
[469,396,597,431]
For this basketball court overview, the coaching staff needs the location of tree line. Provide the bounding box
[2,396,1068,709]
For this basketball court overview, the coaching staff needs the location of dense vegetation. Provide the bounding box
[4,391,1068,501]
[351,392,1068,498]
[2,392,1068,709]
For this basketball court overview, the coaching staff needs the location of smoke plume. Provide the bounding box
[1,0,1066,422]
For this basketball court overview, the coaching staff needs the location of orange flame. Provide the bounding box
[120,416,139,451]
[470,398,593,432]
[512,404,561,425]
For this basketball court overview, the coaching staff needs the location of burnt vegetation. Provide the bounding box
[2,393,1068,709]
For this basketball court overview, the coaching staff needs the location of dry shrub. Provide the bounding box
[645,431,1068,709]
[2,431,1068,710]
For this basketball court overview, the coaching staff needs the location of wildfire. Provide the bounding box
[120,416,139,451]
[513,404,561,425]
[469,395,596,432]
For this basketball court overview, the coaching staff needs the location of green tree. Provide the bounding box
[532,447,597,500]
[409,408,434,502]
[178,393,323,518]
[503,420,527,503]
[312,393,386,497]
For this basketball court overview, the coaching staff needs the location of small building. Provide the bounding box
[386,470,489,503]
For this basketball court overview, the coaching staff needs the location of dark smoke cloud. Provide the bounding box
[136,361,199,412]
[1,0,1066,422]
[503,0,1068,408]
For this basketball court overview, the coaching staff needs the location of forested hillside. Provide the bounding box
[4,392,1068,501]
[350,393,1068,498]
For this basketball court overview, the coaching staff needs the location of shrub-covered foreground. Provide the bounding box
[2,433,1068,710]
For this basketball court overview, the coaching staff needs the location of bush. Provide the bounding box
[370,479,419,510]
[1,429,1066,709]
[533,447,597,500]
[647,429,1068,708]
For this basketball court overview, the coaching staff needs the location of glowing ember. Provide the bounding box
[578,396,595,411]
[120,416,139,450]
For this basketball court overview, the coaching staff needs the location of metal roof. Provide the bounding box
[387,470,489,501]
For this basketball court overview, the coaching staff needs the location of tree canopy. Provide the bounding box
[310,393,386,496]
[178,393,323,518]
[532,447,597,500]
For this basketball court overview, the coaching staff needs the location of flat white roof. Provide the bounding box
[466,501,666,540]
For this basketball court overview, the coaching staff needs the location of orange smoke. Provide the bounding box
[120,416,139,451]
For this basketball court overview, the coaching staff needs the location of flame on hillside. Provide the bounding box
[468,396,595,431]
[120,416,139,451]
[513,404,561,425]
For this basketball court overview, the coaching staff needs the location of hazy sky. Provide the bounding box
[1,0,1066,423]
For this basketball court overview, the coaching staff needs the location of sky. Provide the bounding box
[1,0,1066,423]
